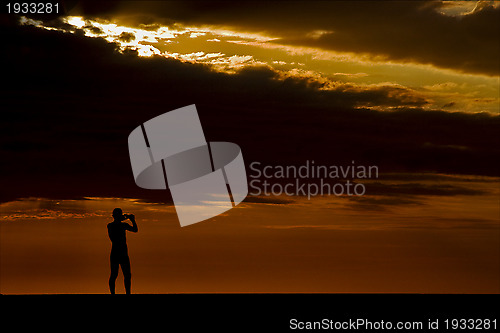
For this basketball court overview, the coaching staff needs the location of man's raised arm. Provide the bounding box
[127,214,138,233]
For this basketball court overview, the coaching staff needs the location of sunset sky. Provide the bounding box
[1,1,499,294]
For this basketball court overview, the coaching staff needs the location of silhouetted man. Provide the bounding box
[108,208,138,294]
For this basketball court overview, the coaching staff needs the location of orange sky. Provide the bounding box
[1,174,498,294]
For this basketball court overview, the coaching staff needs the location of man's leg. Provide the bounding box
[109,254,119,294]
[121,255,132,294]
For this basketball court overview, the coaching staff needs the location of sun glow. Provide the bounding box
[20,14,499,114]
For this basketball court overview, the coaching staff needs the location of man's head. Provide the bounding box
[112,208,124,221]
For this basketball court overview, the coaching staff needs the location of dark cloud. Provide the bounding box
[0,20,499,204]
[66,1,500,75]
[117,31,135,42]
[344,180,490,212]
[378,173,499,183]
[243,196,294,205]
[345,196,423,212]
[87,25,104,35]
[273,1,500,76]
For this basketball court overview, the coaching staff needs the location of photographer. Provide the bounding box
[107,208,138,294]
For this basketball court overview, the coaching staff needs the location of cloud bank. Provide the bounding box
[1,12,499,203]
[68,1,500,76]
